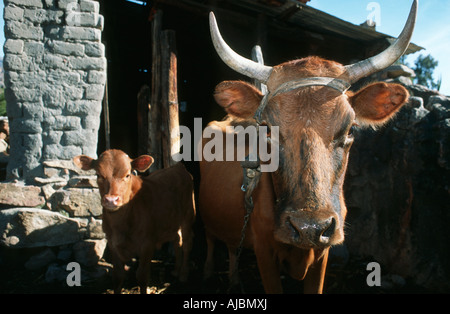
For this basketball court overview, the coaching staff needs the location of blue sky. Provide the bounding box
[0,0,448,95]
[309,0,450,95]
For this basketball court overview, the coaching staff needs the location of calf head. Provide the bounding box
[73,149,153,211]
[209,0,416,249]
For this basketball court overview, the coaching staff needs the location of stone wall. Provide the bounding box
[3,0,106,182]
[0,0,108,285]
[344,75,450,291]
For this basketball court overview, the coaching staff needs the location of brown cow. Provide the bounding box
[73,149,195,294]
[200,1,417,294]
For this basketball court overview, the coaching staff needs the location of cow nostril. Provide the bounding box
[319,218,336,244]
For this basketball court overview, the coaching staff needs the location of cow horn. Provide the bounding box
[209,12,273,84]
[345,0,418,83]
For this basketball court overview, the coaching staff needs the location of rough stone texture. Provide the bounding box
[0,182,45,207]
[73,238,106,267]
[3,0,106,182]
[0,208,83,248]
[49,188,102,217]
[344,87,450,292]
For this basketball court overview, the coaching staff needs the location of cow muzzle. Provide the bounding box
[275,209,343,249]
[102,195,121,211]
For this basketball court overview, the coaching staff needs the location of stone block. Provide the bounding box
[49,188,102,217]
[4,54,37,71]
[53,116,81,131]
[70,56,106,71]
[43,144,82,160]
[87,218,104,239]
[66,11,102,28]
[80,0,100,13]
[47,69,81,85]
[10,118,42,133]
[5,21,44,40]
[43,54,70,70]
[62,130,89,146]
[6,0,44,8]
[24,41,45,57]
[0,183,45,208]
[87,70,106,84]
[4,39,24,54]
[62,26,101,41]
[73,239,107,267]
[4,5,24,21]
[49,40,85,56]
[57,0,78,10]
[85,84,105,100]
[84,42,104,57]
[0,208,82,248]
[66,100,101,115]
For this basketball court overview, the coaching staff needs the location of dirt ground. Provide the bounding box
[0,241,431,294]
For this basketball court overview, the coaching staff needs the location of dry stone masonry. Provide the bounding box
[3,0,105,181]
[1,0,108,284]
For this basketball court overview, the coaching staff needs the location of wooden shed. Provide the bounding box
[97,0,422,165]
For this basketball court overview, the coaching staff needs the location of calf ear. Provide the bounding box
[73,155,95,171]
[131,155,154,172]
[214,81,263,119]
[349,82,409,126]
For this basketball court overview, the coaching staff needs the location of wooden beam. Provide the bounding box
[149,10,163,171]
[160,30,179,168]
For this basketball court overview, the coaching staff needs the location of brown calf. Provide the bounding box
[200,1,416,294]
[74,149,195,293]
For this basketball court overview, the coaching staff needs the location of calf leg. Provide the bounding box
[136,247,155,294]
[112,253,127,294]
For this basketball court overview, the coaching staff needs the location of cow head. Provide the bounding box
[73,149,154,211]
[209,0,416,249]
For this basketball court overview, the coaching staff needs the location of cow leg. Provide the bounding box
[136,248,154,294]
[227,246,241,291]
[179,226,193,282]
[203,232,215,280]
[254,245,283,294]
[112,253,126,294]
[303,248,329,294]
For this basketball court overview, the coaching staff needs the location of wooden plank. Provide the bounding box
[102,81,111,151]
[160,30,179,168]
[149,10,163,171]
[137,85,150,156]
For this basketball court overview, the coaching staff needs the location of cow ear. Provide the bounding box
[131,155,154,172]
[73,155,96,171]
[214,81,263,119]
[349,82,409,127]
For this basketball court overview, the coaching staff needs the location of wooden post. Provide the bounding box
[102,81,111,150]
[137,85,150,156]
[251,45,267,95]
[160,30,179,168]
[149,10,163,171]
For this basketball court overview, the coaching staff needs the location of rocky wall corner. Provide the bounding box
[0,0,108,286]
